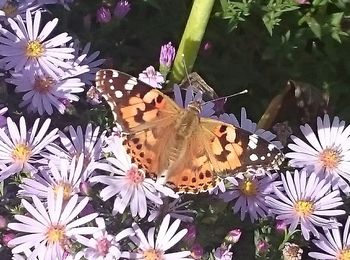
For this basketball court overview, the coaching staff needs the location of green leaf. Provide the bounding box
[307,17,322,38]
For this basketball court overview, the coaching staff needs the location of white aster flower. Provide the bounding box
[124,214,191,259]
[75,217,134,260]
[266,170,345,241]
[44,123,106,168]
[8,189,99,260]
[220,173,279,223]
[7,68,85,115]
[0,0,39,20]
[19,154,93,199]
[0,9,74,78]
[90,136,177,218]
[138,66,164,89]
[309,216,350,259]
[173,84,215,117]
[218,107,283,149]
[286,114,350,194]
[0,116,58,181]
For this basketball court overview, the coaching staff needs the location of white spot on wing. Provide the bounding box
[110,85,115,90]
[249,154,258,162]
[268,144,275,151]
[112,70,119,77]
[109,79,113,83]
[115,90,123,98]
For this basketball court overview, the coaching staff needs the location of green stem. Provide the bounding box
[169,0,215,84]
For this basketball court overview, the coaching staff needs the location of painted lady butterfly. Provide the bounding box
[95,69,284,193]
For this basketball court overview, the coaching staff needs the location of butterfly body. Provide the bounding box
[96,69,284,193]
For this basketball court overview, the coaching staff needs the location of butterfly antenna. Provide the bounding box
[181,54,193,87]
[202,89,248,105]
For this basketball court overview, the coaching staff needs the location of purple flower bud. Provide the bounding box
[114,0,131,19]
[295,0,310,4]
[159,42,176,69]
[191,243,204,259]
[2,232,16,247]
[0,215,7,229]
[257,240,269,253]
[214,245,233,260]
[225,228,241,244]
[96,6,112,24]
[0,107,7,128]
[79,181,91,196]
[276,220,287,233]
[183,223,197,244]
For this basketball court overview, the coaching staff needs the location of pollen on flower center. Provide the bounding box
[33,76,55,93]
[26,40,44,58]
[319,148,341,170]
[96,237,111,256]
[143,249,164,260]
[12,144,31,162]
[54,182,73,200]
[126,165,145,184]
[46,225,66,244]
[294,200,314,217]
[338,248,350,260]
[239,179,257,196]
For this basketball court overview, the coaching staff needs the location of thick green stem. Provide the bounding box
[169,0,215,83]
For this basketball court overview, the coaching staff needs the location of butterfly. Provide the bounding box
[95,69,284,193]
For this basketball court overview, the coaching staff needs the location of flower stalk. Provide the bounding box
[169,0,215,83]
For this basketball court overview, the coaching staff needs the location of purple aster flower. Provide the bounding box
[113,0,130,19]
[220,173,279,223]
[172,84,215,117]
[90,136,177,218]
[213,244,233,260]
[266,170,345,241]
[96,6,111,24]
[159,42,175,76]
[309,216,350,259]
[138,66,164,89]
[0,9,75,78]
[0,0,39,20]
[286,114,350,194]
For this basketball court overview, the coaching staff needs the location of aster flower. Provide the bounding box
[75,217,134,260]
[308,216,350,259]
[213,244,233,260]
[90,135,177,218]
[138,66,164,89]
[148,197,196,223]
[266,170,345,241]
[7,67,86,115]
[220,173,279,223]
[0,9,74,78]
[172,84,215,117]
[218,108,283,149]
[0,117,58,181]
[286,114,350,194]
[70,42,105,85]
[0,106,7,127]
[18,154,94,199]
[44,123,106,168]
[124,214,191,259]
[8,189,99,260]
[113,0,131,18]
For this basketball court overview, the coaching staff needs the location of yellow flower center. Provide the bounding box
[26,40,44,58]
[319,148,341,170]
[239,179,257,196]
[54,182,73,200]
[143,249,164,260]
[33,76,54,94]
[337,248,350,260]
[46,225,66,244]
[2,2,18,18]
[12,144,31,163]
[294,200,314,217]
